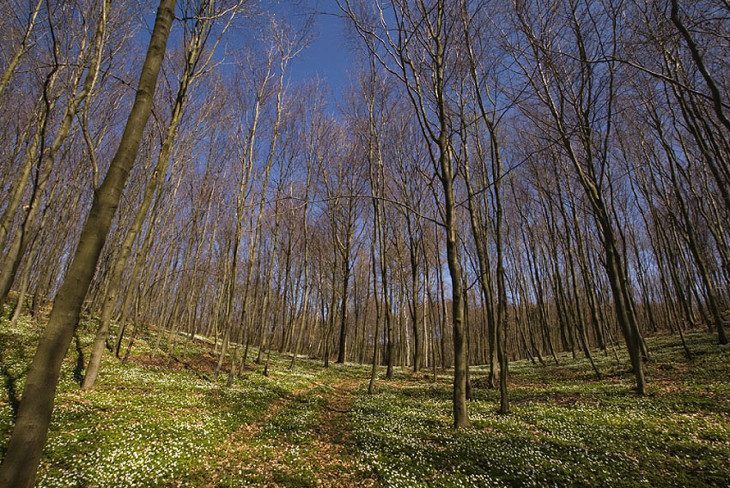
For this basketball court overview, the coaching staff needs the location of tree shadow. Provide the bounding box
[73,331,85,385]
[0,362,19,419]
[0,331,26,420]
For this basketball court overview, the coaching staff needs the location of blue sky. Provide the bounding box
[137,1,357,111]
[264,0,355,108]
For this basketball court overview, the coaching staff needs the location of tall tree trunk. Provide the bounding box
[336,245,351,363]
[0,2,174,485]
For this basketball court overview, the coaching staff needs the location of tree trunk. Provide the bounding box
[0,2,174,485]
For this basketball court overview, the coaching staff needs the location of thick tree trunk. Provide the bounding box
[0,2,174,485]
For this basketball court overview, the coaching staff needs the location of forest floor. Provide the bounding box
[1,313,728,487]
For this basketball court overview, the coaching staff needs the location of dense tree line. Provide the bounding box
[0,0,727,484]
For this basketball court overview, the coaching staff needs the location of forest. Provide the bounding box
[0,0,728,486]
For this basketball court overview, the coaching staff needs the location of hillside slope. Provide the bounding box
[1,316,728,487]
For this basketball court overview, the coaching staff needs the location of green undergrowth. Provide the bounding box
[350,333,729,487]
[207,384,330,487]
[1,313,728,487]
[0,315,342,487]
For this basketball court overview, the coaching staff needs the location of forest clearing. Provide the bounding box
[1,312,728,487]
[1,0,729,486]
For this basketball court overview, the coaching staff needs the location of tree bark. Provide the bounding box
[0,2,174,485]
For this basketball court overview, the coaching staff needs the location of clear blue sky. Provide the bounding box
[264,0,355,108]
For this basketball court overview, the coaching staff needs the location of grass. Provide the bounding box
[1,313,728,487]
[350,334,729,487]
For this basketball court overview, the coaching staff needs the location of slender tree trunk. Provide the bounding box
[0,0,43,99]
[336,250,351,363]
